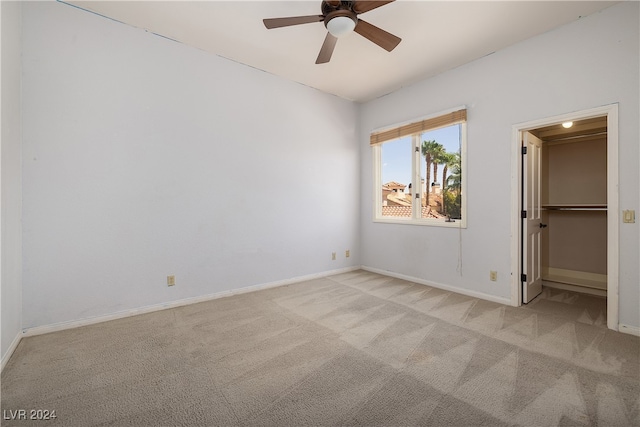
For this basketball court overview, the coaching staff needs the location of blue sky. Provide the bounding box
[381,124,461,187]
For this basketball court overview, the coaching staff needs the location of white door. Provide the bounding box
[523,131,543,303]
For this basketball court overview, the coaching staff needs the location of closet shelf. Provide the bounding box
[542,204,607,211]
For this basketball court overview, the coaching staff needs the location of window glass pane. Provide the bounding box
[372,108,466,227]
[420,124,462,220]
[380,136,412,217]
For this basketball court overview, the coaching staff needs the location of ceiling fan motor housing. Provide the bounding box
[322,1,355,15]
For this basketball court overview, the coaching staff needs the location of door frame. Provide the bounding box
[510,104,619,330]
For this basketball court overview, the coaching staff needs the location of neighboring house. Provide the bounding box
[382,181,410,207]
[383,180,445,214]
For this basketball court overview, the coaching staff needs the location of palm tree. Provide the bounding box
[421,140,443,206]
[440,152,456,189]
[446,151,462,193]
[431,144,446,189]
[439,151,457,215]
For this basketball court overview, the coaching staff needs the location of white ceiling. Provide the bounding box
[69,1,619,102]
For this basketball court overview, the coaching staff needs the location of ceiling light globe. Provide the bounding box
[562,121,573,128]
[327,16,356,38]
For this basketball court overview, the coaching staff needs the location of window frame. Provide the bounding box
[371,106,467,228]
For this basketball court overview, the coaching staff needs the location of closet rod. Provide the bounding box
[543,207,607,211]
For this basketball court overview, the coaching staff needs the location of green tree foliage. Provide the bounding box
[444,151,462,219]
[446,151,462,193]
[439,152,457,216]
[422,142,462,219]
[443,191,462,219]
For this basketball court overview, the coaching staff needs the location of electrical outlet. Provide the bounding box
[490,271,497,281]
[167,275,176,286]
[332,252,336,261]
[345,250,350,258]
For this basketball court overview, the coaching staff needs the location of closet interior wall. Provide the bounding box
[538,117,608,295]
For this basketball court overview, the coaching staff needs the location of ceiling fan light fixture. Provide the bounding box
[326,15,356,37]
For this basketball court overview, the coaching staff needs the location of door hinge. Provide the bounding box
[415,193,420,199]
[521,274,527,282]
[521,210,527,218]
[522,146,527,155]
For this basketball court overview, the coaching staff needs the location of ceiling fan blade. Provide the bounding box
[354,19,401,52]
[316,32,338,64]
[352,1,395,14]
[263,15,324,29]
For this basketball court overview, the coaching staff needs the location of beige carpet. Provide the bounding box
[2,270,638,426]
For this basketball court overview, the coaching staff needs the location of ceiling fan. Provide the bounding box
[263,1,401,64]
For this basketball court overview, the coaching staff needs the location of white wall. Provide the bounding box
[21,2,359,329]
[1,1,23,364]
[359,2,639,327]
[16,1,640,333]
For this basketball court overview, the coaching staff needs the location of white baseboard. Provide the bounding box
[22,266,361,338]
[1,332,22,372]
[619,324,640,337]
[361,266,511,305]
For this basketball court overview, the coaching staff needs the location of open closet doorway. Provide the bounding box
[511,104,619,331]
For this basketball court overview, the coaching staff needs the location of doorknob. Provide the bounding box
[539,223,548,228]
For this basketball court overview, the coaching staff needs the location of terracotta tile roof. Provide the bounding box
[381,205,445,219]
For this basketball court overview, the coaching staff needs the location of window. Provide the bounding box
[371,107,467,227]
